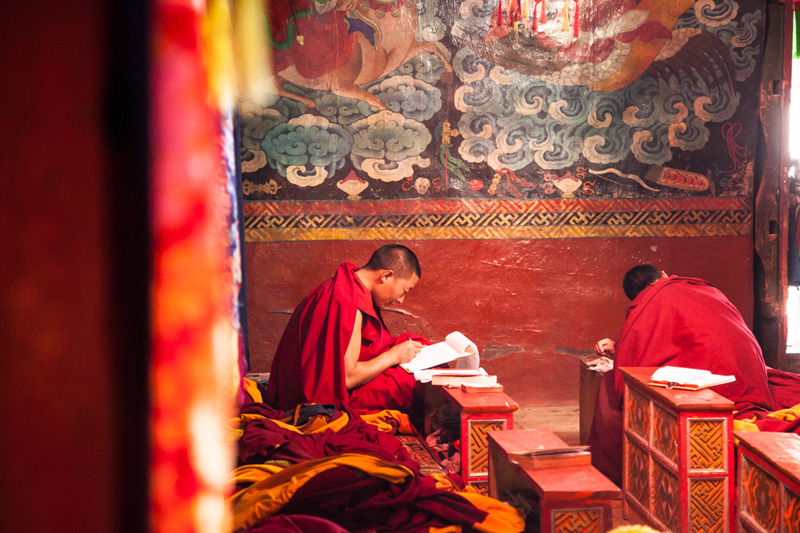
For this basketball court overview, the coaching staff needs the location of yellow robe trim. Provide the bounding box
[227,409,350,434]
[242,378,263,403]
[228,452,415,530]
[733,418,760,433]
[359,409,414,434]
[456,491,525,533]
[733,402,800,435]
[227,412,267,430]
[767,403,800,421]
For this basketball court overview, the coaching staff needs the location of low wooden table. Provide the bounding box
[425,385,518,492]
[736,431,800,532]
[620,367,735,533]
[488,428,621,533]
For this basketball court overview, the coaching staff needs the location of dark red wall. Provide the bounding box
[246,236,752,406]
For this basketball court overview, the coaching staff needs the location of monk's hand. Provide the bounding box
[395,339,424,365]
[595,338,616,357]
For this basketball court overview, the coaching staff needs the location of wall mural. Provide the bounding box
[241,0,762,241]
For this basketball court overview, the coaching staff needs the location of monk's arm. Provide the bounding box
[344,310,423,390]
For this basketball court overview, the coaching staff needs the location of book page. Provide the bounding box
[400,341,462,373]
[413,367,486,382]
[400,332,480,373]
[446,331,480,370]
[444,331,475,353]
[651,366,711,384]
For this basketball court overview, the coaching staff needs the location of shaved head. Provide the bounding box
[622,264,662,300]
[362,244,421,280]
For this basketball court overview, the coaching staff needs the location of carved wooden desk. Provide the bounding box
[425,385,518,492]
[620,367,735,533]
[736,431,800,532]
[488,428,621,533]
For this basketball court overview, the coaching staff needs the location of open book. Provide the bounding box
[648,366,735,391]
[400,331,479,373]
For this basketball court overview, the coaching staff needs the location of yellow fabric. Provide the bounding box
[226,409,350,434]
[227,412,267,430]
[733,402,800,436]
[733,418,760,432]
[428,472,459,491]
[429,527,461,533]
[456,491,525,533]
[225,426,244,442]
[767,403,800,421]
[359,409,414,434]
[242,378,262,404]
[228,452,415,530]
[289,410,349,433]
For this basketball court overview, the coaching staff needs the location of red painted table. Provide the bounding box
[488,428,621,533]
[620,367,735,533]
[736,431,800,532]
[426,385,518,492]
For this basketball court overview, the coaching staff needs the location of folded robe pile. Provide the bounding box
[227,402,524,533]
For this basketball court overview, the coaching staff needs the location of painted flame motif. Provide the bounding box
[644,166,709,191]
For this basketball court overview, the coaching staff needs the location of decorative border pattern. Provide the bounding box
[690,478,727,532]
[653,405,678,465]
[551,507,604,533]
[626,387,650,442]
[467,419,506,477]
[244,197,751,242]
[626,439,650,511]
[653,460,680,532]
[689,418,726,472]
[740,455,780,531]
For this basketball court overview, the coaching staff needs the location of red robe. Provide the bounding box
[589,276,774,485]
[266,262,427,412]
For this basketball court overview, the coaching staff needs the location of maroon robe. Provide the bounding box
[266,262,427,412]
[589,276,774,485]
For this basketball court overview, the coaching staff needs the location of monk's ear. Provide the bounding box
[379,270,394,283]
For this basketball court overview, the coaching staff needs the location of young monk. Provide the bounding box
[266,244,429,412]
[589,264,774,485]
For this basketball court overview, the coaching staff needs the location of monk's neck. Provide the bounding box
[354,268,375,292]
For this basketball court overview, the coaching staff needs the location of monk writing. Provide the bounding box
[588,264,774,485]
[266,244,429,412]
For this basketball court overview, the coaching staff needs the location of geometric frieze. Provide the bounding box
[244,199,752,242]
[688,419,726,472]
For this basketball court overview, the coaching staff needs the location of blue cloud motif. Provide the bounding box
[348,110,432,182]
[360,75,442,122]
[261,115,353,187]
